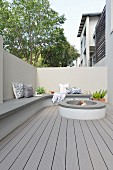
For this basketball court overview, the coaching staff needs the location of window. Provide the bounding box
[81,40,83,54]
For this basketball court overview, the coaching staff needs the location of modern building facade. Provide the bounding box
[90,7,106,67]
[77,13,101,67]
[77,0,113,103]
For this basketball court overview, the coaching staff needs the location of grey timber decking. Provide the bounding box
[0,104,113,170]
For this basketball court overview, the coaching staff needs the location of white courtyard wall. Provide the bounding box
[106,0,113,104]
[3,51,37,100]
[37,67,107,100]
[0,36,3,103]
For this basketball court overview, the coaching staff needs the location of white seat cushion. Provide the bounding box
[59,83,69,93]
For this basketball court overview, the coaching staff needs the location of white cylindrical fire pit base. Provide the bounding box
[59,100,106,120]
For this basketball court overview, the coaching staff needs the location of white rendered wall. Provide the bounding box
[76,57,80,67]
[0,36,3,103]
[80,18,89,67]
[89,16,100,45]
[93,57,106,67]
[37,67,107,99]
[86,17,90,66]
[80,16,100,67]
[3,51,37,100]
[106,0,113,104]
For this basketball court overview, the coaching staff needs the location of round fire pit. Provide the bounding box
[59,100,106,120]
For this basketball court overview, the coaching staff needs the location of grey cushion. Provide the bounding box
[12,82,24,99]
[66,87,82,94]
[24,84,33,98]
[71,87,82,94]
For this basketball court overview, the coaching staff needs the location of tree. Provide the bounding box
[66,45,80,67]
[0,0,79,67]
[41,28,80,67]
[0,0,66,64]
[0,0,10,36]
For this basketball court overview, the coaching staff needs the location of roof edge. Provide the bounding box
[77,12,101,37]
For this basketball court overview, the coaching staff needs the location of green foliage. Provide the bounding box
[41,31,80,67]
[92,91,101,99]
[0,0,10,35]
[0,0,66,65]
[36,87,46,94]
[92,90,107,99]
[100,90,107,98]
[0,0,79,67]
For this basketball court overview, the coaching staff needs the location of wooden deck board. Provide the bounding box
[93,120,113,152]
[66,119,79,170]
[51,117,67,170]
[22,106,58,170]
[0,107,49,157]
[86,120,113,170]
[0,106,56,170]
[102,117,113,130]
[73,120,93,170]
[37,111,61,170]
[80,120,107,170]
[1,104,113,170]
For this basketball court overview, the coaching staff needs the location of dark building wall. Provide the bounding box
[95,6,106,63]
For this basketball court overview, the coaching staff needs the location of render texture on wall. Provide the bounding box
[106,0,113,104]
[0,36,3,103]
[37,67,107,99]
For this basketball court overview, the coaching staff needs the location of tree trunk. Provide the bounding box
[30,47,32,65]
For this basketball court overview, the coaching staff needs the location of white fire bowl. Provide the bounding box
[59,100,106,120]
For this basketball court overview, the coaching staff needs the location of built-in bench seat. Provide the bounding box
[0,95,53,119]
[65,94,91,100]
[0,94,91,140]
[0,95,53,140]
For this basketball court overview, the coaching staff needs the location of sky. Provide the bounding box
[49,0,105,52]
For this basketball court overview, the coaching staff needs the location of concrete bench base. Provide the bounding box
[0,95,53,140]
